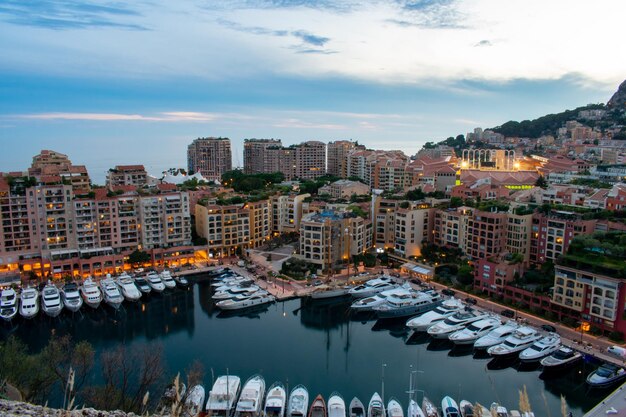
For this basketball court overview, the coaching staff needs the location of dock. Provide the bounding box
[584,381,626,417]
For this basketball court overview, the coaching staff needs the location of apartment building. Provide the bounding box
[327,141,363,178]
[393,204,432,259]
[318,180,370,199]
[432,207,472,252]
[505,213,533,264]
[187,137,232,181]
[473,256,525,295]
[138,193,191,250]
[271,193,310,234]
[295,141,326,180]
[347,150,409,191]
[28,150,91,193]
[243,139,283,174]
[106,165,149,188]
[464,210,508,260]
[530,211,596,264]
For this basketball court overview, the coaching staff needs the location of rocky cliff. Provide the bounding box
[0,399,144,417]
[607,79,626,109]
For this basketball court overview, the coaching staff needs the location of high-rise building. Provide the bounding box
[327,141,362,178]
[243,139,283,174]
[28,150,91,193]
[187,137,232,181]
[295,141,326,180]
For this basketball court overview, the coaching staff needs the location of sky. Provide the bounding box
[1,0,625,184]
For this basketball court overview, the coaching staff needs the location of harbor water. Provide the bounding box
[0,278,608,415]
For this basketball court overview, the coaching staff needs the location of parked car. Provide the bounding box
[501,309,515,318]
[312,279,323,286]
[464,297,477,305]
[541,324,557,333]
[410,278,422,286]
[441,288,456,297]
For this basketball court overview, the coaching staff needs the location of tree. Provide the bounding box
[457,265,474,285]
[450,196,463,208]
[535,175,548,188]
[128,250,151,267]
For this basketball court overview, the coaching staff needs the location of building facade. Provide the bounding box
[187,137,232,181]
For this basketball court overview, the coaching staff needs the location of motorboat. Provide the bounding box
[134,276,152,294]
[213,280,253,293]
[474,322,519,350]
[351,285,411,312]
[519,334,561,362]
[211,276,250,287]
[161,270,177,289]
[309,395,327,417]
[19,287,39,319]
[41,283,63,317]
[146,272,166,293]
[235,375,266,417]
[387,399,403,417]
[206,375,241,416]
[328,393,346,417]
[100,277,124,309]
[216,292,275,310]
[406,298,464,332]
[459,401,473,417]
[213,286,262,301]
[174,274,190,287]
[427,310,490,339]
[288,385,309,417]
[487,327,543,357]
[586,364,626,388]
[0,288,18,321]
[374,290,442,319]
[489,404,508,417]
[185,384,206,417]
[80,277,102,308]
[367,393,385,417]
[61,282,83,312]
[156,382,186,415]
[421,398,438,417]
[441,397,460,417]
[407,400,425,417]
[116,274,142,302]
[540,346,583,371]
[349,276,397,299]
[265,382,287,417]
[310,285,352,300]
[349,398,365,417]
[449,317,502,346]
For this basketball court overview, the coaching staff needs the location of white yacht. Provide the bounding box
[161,270,177,289]
[235,375,266,417]
[310,285,352,300]
[100,277,124,309]
[19,287,39,319]
[405,298,464,331]
[206,375,241,417]
[117,274,142,302]
[0,288,18,321]
[351,285,411,312]
[61,282,83,312]
[216,292,275,310]
[174,274,190,287]
[213,286,261,301]
[146,272,165,293]
[490,404,508,417]
[387,399,403,417]
[133,276,152,294]
[368,393,385,417]
[474,322,519,350]
[350,398,365,417]
[349,276,397,299]
[212,276,252,288]
[80,277,102,308]
[288,385,309,417]
[407,400,425,417]
[586,364,626,388]
[540,346,582,370]
[328,393,346,417]
[427,310,490,339]
[41,283,63,317]
[264,382,287,417]
[487,327,542,357]
[184,384,206,417]
[441,397,460,417]
[519,334,561,362]
[374,290,442,319]
[458,401,474,417]
[421,398,438,417]
[449,317,502,345]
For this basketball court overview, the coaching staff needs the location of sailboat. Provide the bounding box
[406,369,425,417]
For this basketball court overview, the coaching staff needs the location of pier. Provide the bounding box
[584,381,626,417]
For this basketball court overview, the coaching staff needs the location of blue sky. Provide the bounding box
[1,0,624,183]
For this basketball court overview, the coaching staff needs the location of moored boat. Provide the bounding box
[213,286,262,301]
[310,285,352,300]
[161,270,177,289]
[349,276,397,299]
[586,364,626,388]
[421,397,438,417]
[351,285,411,312]
[458,401,473,417]
[328,393,346,417]
[473,322,518,350]
[100,277,124,309]
[117,273,142,302]
[489,403,508,417]
[518,334,561,362]
[217,292,275,310]
[374,290,442,319]
[367,393,385,417]
[146,272,166,293]
[441,397,460,417]
[449,317,502,346]
[61,282,83,312]
[41,283,63,317]
[265,382,287,417]
[0,287,18,321]
[427,310,490,339]
[19,287,39,319]
[288,385,309,417]
[235,374,266,417]
[406,298,464,332]
[407,400,425,417]
[134,276,152,294]
[487,327,542,357]
[309,395,327,417]
[387,398,403,417]
[349,398,365,417]
[206,375,241,416]
[80,277,102,308]
[540,346,582,371]
[184,384,206,417]
[174,273,190,287]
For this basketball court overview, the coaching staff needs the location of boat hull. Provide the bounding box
[376,302,439,319]
[43,306,63,318]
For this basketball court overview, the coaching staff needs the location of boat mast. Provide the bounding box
[381,363,387,404]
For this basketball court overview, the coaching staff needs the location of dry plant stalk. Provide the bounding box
[518,385,531,414]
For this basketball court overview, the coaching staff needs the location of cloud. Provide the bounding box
[12,112,218,122]
[394,0,466,29]
[291,30,329,46]
[474,39,491,47]
[0,0,147,30]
